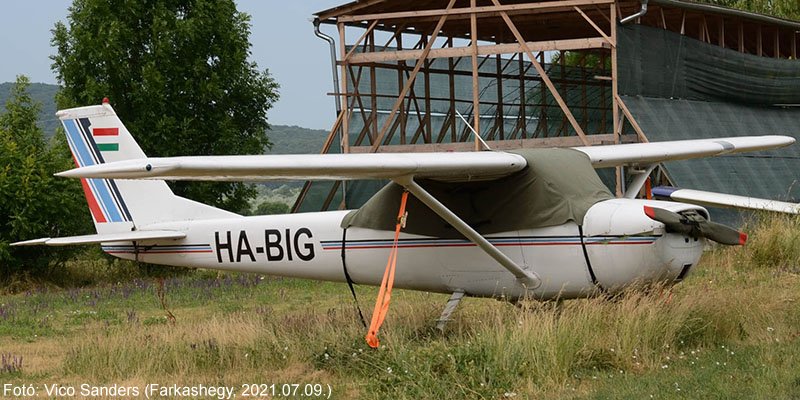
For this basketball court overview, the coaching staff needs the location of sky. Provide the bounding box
[0,1,345,129]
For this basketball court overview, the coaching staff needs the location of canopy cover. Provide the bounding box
[342,148,613,237]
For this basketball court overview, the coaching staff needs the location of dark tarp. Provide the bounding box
[618,24,800,105]
[341,148,613,237]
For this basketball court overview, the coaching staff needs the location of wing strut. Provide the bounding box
[394,176,541,289]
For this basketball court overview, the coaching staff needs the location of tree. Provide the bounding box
[699,0,799,20]
[0,76,91,275]
[51,0,280,212]
[252,201,290,216]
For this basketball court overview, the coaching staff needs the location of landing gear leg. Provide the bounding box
[436,290,465,331]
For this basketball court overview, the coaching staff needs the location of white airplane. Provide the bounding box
[11,101,797,343]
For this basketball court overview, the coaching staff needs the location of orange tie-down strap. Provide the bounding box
[365,190,409,349]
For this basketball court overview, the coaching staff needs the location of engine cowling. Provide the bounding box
[582,198,706,292]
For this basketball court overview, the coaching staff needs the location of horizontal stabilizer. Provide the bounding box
[11,230,186,247]
[653,186,800,214]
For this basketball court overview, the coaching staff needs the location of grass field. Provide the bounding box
[0,215,799,399]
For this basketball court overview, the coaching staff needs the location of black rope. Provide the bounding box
[341,227,367,327]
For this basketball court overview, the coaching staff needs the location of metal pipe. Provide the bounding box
[620,0,648,24]
[394,176,541,290]
[314,18,347,207]
[313,18,342,114]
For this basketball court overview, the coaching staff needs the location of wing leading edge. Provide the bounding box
[56,152,528,182]
[55,135,794,182]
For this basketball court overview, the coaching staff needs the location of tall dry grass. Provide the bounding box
[5,214,800,398]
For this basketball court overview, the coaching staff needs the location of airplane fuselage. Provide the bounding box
[102,198,704,301]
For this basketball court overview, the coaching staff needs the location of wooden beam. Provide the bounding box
[492,0,590,146]
[615,95,648,143]
[611,3,621,196]
[471,0,480,150]
[337,0,614,23]
[574,6,614,46]
[343,20,378,61]
[318,0,386,20]
[348,37,607,64]
[348,134,618,153]
[592,4,611,24]
[368,0,457,153]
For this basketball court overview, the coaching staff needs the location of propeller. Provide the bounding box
[643,206,747,246]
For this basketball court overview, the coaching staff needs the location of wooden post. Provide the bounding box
[397,33,407,145]
[738,22,744,53]
[719,17,725,48]
[496,53,505,140]
[539,51,547,137]
[492,0,591,145]
[369,0,457,153]
[774,28,780,58]
[471,0,481,151]
[338,23,350,154]
[600,51,607,135]
[680,10,685,35]
[792,32,797,59]
[448,38,457,142]
[611,2,621,196]
[518,53,527,139]
[423,36,433,143]
[758,25,762,57]
[369,32,378,144]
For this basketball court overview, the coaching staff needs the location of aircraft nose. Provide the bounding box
[656,232,705,282]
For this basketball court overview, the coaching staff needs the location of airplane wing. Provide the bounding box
[652,186,800,214]
[574,135,794,168]
[11,230,186,246]
[55,135,794,181]
[56,152,528,182]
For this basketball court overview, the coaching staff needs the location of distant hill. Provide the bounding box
[0,82,60,135]
[0,82,329,154]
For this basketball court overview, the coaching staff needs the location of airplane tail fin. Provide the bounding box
[58,100,238,234]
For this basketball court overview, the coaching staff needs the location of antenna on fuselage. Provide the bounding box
[455,109,492,151]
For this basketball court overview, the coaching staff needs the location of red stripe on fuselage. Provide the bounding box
[93,127,119,136]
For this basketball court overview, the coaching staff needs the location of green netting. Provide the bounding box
[298,49,614,212]
[341,148,613,236]
[618,24,800,105]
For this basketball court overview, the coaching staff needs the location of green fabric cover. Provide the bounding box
[341,148,613,237]
[618,24,800,105]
